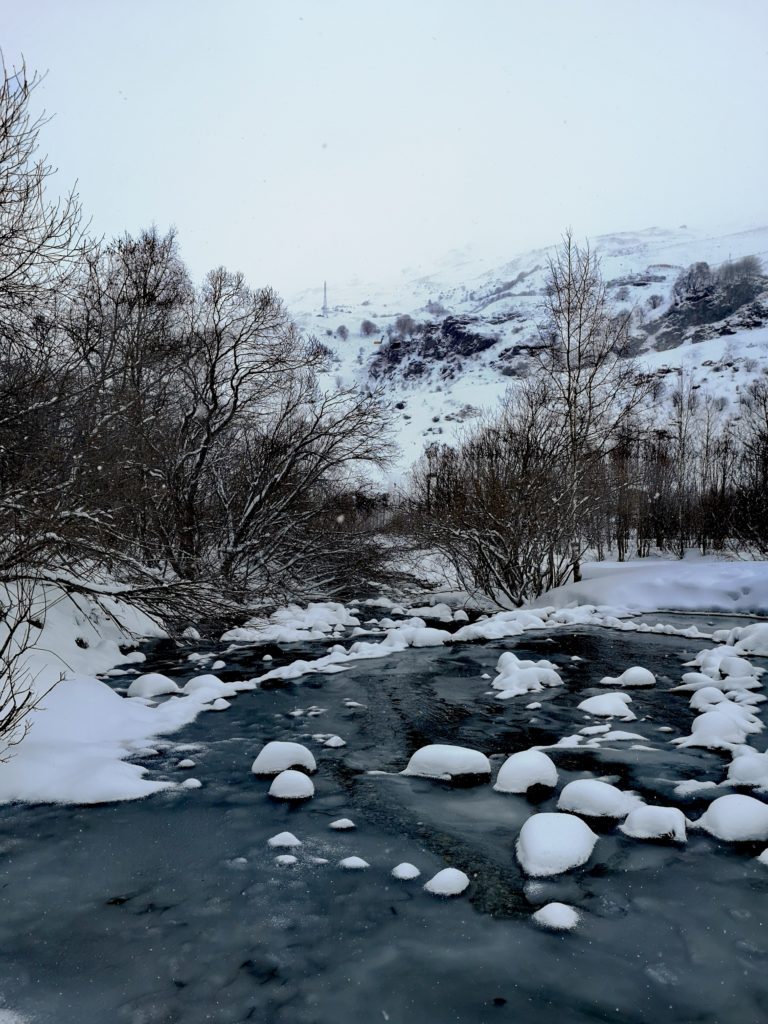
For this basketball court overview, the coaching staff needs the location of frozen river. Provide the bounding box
[1,620,767,1023]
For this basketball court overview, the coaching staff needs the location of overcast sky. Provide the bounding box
[5,0,768,296]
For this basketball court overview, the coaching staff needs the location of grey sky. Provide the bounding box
[5,0,768,297]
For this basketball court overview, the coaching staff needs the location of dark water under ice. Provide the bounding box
[1,620,767,1024]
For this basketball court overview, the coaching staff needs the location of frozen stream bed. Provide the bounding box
[1,621,768,1023]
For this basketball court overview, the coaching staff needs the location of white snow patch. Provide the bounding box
[516,813,598,877]
[424,867,469,896]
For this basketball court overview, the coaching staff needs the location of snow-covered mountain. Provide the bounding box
[289,226,768,476]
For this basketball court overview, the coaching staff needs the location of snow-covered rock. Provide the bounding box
[532,902,580,931]
[268,831,302,848]
[577,693,636,720]
[329,818,355,830]
[401,744,490,781]
[268,770,315,800]
[691,794,768,841]
[424,867,469,896]
[392,862,421,880]
[126,673,179,698]
[494,749,558,794]
[620,805,687,842]
[491,651,562,698]
[180,777,202,790]
[275,854,297,866]
[339,856,369,870]
[557,779,642,818]
[726,751,768,790]
[600,666,655,688]
[176,758,196,769]
[251,741,317,776]
[516,813,598,877]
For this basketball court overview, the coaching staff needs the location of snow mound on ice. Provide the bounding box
[600,666,655,688]
[176,758,196,769]
[491,651,562,698]
[532,902,580,931]
[275,854,297,866]
[516,813,598,877]
[339,856,369,870]
[494,749,558,794]
[577,693,636,720]
[268,831,302,848]
[329,818,355,830]
[726,751,768,790]
[251,741,316,775]
[402,744,490,780]
[424,867,469,896]
[180,777,202,790]
[222,601,360,643]
[620,805,687,842]
[268,770,315,800]
[691,794,768,841]
[672,710,753,750]
[127,673,179,698]
[715,622,768,657]
[557,779,642,818]
[392,862,421,880]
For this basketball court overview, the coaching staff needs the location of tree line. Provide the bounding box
[405,234,768,606]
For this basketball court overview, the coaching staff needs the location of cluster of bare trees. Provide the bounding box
[0,61,393,624]
[408,234,768,606]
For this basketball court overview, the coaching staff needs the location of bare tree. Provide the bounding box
[534,231,654,580]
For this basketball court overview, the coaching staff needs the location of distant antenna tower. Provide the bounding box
[322,280,328,317]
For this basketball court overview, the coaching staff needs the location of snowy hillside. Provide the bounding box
[289,226,768,475]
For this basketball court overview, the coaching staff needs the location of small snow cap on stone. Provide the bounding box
[268,831,302,848]
[268,770,315,800]
[516,812,598,877]
[424,867,469,896]
[180,778,202,790]
[532,902,580,931]
[275,854,297,866]
[329,818,355,830]
[402,744,491,781]
[252,741,317,776]
[339,856,369,869]
[127,673,180,698]
[392,862,421,880]
[176,758,196,769]
[620,805,687,842]
[557,779,642,819]
[691,794,768,841]
[600,666,655,688]
[577,693,636,720]
[494,749,558,794]
[324,735,346,748]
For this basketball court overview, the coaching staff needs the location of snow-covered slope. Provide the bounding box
[289,226,768,476]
